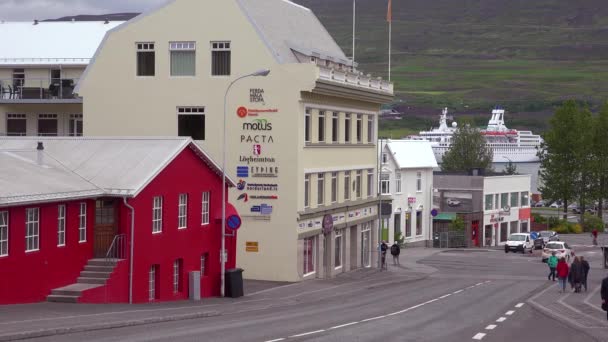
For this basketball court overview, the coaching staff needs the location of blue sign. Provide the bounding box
[530,231,539,240]
[227,215,242,230]
[431,209,438,217]
[250,204,273,215]
[237,166,249,177]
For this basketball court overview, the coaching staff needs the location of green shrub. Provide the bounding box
[553,225,569,234]
[450,216,465,231]
[581,213,604,233]
[553,220,579,234]
[532,213,546,224]
[571,224,583,234]
[547,216,560,229]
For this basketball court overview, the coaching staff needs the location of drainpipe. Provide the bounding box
[123,197,135,304]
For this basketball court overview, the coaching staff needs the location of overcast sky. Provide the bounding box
[0,0,167,21]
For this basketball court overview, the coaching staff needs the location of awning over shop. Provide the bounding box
[433,212,457,221]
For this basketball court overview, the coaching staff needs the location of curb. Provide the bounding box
[0,310,220,341]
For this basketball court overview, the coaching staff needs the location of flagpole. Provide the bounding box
[388,20,391,81]
[352,0,356,64]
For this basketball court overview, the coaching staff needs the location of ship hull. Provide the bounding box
[432,145,539,163]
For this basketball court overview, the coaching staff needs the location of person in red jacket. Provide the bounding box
[556,257,569,293]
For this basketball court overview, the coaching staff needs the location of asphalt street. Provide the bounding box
[21,236,608,342]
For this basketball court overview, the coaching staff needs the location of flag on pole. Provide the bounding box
[387,0,392,22]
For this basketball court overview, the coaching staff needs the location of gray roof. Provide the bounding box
[0,137,234,207]
[237,0,350,65]
[386,140,439,169]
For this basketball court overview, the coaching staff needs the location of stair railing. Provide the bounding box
[105,234,127,262]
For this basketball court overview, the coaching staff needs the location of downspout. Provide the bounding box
[123,197,135,304]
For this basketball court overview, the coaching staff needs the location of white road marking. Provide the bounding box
[485,325,497,330]
[361,315,385,322]
[289,330,325,338]
[515,303,524,308]
[453,289,464,294]
[476,282,483,286]
[496,317,506,322]
[439,294,451,299]
[264,339,285,342]
[472,333,486,340]
[505,310,515,315]
[424,299,439,304]
[484,280,491,283]
[328,322,359,330]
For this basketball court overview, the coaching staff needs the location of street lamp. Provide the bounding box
[221,69,270,297]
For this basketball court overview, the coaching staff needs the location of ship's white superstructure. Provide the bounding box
[409,108,542,163]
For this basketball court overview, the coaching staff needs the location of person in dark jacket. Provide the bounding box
[390,242,401,266]
[556,257,569,293]
[580,256,590,292]
[570,257,584,293]
[601,275,608,320]
[380,241,388,270]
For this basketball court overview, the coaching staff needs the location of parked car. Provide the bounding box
[504,233,534,254]
[541,241,573,263]
[533,237,545,250]
[572,206,582,214]
[549,202,562,209]
[537,230,559,247]
[447,198,461,207]
[586,207,597,215]
[534,201,546,207]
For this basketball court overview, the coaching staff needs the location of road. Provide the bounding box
[25,238,608,342]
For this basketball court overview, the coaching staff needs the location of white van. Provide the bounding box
[504,233,534,254]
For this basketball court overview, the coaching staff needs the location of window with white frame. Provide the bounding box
[57,205,65,246]
[395,172,402,193]
[355,170,362,198]
[152,196,163,233]
[173,259,182,293]
[69,114,83,137]
[344,114,351,143]
[201,253,208,276]
[149,265,156,301]
[332,112,339,143]
[520,191,529,206]
[6,114,26,136]
[405,212,412,237]
[38,114,58,136]
[510,192,519,208]
[382,152,388,164]
[318,111,325,142]
[485,194,493,211]
[0,211,8,256]
[501,193,509,208]
[305,109,311,143]
[79,202,87,242]
[344,172,351,201]
[317,173,325,206]
[416,172,422,192]
[367,115,374,143]
[331,172,338,203]
[178,194,188,229]
[211,41,230,76]
[367,169,374,197]
[25,208,39,252]
[136,42,155,76]
[416,211,423,236]
[177,107,205,140]
[356,114,362,143]
[494,194,500,209]
[335,230,343,269]
[304,174,311,208]
[303,237,315,275]
[170,41,196,76]
[201,192,210,225]
[381,173,390,195]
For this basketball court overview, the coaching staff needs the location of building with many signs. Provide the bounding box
[76,0,393,282]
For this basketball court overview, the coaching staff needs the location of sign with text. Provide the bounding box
[245,241,259,252]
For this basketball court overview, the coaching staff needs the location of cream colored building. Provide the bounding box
[76,0,393,282]
[0,21,123,136]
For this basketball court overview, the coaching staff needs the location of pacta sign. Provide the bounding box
[243,119,272,131]
[241,135,274,143]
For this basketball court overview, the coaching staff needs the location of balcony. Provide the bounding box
[0,77,82,104]
[317,65,393,94]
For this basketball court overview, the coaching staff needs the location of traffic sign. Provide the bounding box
[431,209,438,217]
[530,231,538,240]
[227,215,242,230]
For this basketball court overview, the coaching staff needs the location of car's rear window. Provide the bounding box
[546,243,564,249]
[540,232,553,237]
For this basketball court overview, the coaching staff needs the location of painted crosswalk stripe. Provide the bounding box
[515,303,524,308]
[439,294,451,299]
[485,325,497,330]
[473,333,486,340]
[496,317,507,322]
[453,289,464,294]
[505,310,515,315]
[264,339,285,342]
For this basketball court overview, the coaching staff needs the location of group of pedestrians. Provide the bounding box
[548,253,590,293]
[379,240,401,270]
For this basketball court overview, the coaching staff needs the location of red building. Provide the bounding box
[0,137,239,304]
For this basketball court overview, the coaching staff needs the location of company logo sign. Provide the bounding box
[243,119,272,131]
[237,106,248,118]
[239,156,275,164]
[250,166,279,178]
[244,183,278,191]
[236,107,278,118]
[241,135,274,143]
[237,179,247,191]
[237,193,248,202]
[251,195,278,200]
[253,144,261,155]
[250,88,265,103]
[250,203,273,215]
[236,166,249,178]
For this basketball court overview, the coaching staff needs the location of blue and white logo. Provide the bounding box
[236,166,249,178]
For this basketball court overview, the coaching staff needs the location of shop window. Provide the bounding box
[69,114,83,136]
[500,222,508,242]
[360,224,371,267]
[136,42,155,76]
[416,210,422,236]
[6,114,26,136]
[211,41,231,76]
[303,236,315,275]
[170,42,196,76]
[177,107,205,140]
[405,212,412,237]
[334,230,343,269]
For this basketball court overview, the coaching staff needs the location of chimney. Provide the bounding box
[104,19,110,24]
[36,141,44,165]
[33,19,39,25]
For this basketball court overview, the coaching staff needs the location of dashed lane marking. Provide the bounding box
[453,289,464,294]
[288,330,325,338]
[328,322,358,330]
[472,332,486,340]
[496,317,507,322]
[360,315,386,322]
[439,294,451,299]
[485,325,497,330]
[505,310,515,315]
[515,303,524,308]
[264,339,285,342]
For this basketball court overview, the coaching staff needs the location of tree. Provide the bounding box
[592,102,608,219]
[441,120,493,172]
[573,107,594,224]
[538,100,584,220]
[504,160,518,175]
[450,216,465,231]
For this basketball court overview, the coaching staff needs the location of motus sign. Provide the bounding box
[243,119,272,131]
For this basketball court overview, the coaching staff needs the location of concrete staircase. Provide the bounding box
[47,259,120,303]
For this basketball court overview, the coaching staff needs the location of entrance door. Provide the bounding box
[94,199,117,257]
[484,225,493,247]
[393,214,401,242]
[361,224,371,267]
[471,220,480,247]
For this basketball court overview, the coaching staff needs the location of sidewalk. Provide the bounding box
[0,257,434,342]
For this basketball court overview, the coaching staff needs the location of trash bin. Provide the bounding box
[225,268,244,298]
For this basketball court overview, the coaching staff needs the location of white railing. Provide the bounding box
[0,77,80,100]
[317,65,393,94]
[0,58,90,64]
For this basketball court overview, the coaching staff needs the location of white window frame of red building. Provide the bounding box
[152,196,163,233]
[149,265,156,301]
[25,208,39,252]
[173,259,181,293]
[303,236,315,276]
[178,193,188,229]
[57,205,66,246]
[201,192,210,225]
[0,211,8,256]
[79,202,87,242]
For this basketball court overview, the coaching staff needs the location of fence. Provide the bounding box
[433,231,467,248]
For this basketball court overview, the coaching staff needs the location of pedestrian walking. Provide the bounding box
[380,241,388,270]
[570,256,584,293]
[580,256,590,292]
[556,257,569,293]
[601,274,608,320]
[547,251,558,281]
[592,229,598,246]
[390,242,401,266]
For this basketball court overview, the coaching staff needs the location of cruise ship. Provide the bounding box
[408,108,543,163]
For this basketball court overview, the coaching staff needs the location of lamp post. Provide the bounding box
[221,69,270,297]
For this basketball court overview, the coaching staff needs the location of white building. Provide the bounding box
[380,140,437,246]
